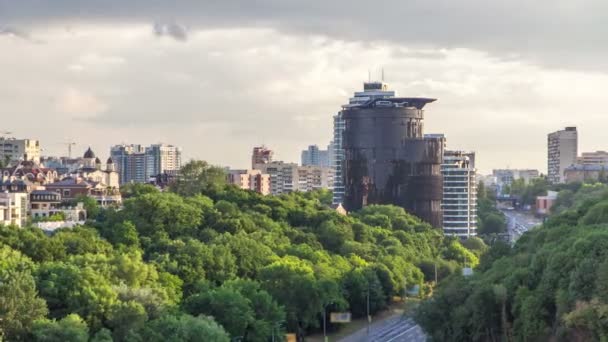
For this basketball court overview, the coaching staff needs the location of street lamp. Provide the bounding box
[322,302,334,342]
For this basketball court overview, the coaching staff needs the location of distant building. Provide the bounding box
[331,113,346,205]
[29,190,87,221]
[0,192,28,227]
[442,150,477,238]
[563,164,608,183]
[548,127,578,183]
[536,191,558,216]
[301,145,330,167]
[296,165,334,192]
[492,169,540,186]
[342,82,443,227]
[111,144,181,184]
[41,148,121,208]
[332,81,396,206]
[256,161,333,195]
[0,137,41,164]
[111,144,147,184]
[577,151,608,166]
[251,146,274,169]
[145,144,182,180]
[227,169,271,195]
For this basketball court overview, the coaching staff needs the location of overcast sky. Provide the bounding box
[2,0,607,173]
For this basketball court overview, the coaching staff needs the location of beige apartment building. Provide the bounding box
[0,137,41,164]
[227,169,271,195]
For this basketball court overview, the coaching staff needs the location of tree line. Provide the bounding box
[0,160,479,341]
[416,182,608,341]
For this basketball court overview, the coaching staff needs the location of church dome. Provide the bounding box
[84,147,95,159]
[95,157,101,164]
[106,157,114,164]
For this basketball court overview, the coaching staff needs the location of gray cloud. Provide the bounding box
[1,0,608,71]
[0,25,42,43]
[153,22,188,41]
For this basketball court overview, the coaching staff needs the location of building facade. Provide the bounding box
[577,151,608,166]
[331,113,346,205]
[111,144,146,184]
[442,150,477,238]
[301,145,330,167]
[256,162,333,195]
[0,192,28,227]
[342,90,444,228]
[0,137,41,164]
[227,169,271,195]
[332,82,396,206]
[145,144,182,180]
[563,164,608,183]
[548,127,578,184]
[111,144,181,184]
[251,146,274,169]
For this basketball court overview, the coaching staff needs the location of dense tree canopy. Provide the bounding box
[416,183,608,341]
[0,160,474,341]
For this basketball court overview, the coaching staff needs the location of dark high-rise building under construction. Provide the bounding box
[342,82,443,227]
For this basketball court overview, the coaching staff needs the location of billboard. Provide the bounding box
[330,312,352,323]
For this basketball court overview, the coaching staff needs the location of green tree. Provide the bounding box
[170,160,226,196]
[140,314,230,342]
[0,271,49,341]
[184,286,253,337]
[32,314,89,342]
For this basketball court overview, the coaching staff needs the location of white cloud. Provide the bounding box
[55,88,108,117]
[2,24,608,173]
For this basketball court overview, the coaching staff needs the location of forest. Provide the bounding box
[0,160,478,341]
[416,182,608,341]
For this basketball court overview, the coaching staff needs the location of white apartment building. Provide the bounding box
[442,150,477,238]
[0,138,41,164]
[548,127,578,184]
[145,144,182,179]
[0,192,28,227]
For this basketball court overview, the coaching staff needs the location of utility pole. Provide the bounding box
[434,261,438,284]
[323,304,327,342]
[366,285,371,336]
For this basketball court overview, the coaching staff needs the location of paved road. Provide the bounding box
[337,315,426,342]
[501,209,542,242]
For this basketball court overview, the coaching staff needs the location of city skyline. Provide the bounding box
[3,1,608,174]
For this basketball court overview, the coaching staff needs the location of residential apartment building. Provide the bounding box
[0,137,41,164]
[548,127,578,183]
[0,192,28,227]
[145,144,182,179]
[111,144,181,184]
[297,165,334,192]
[227,169,271,195]
[442,150,477,238]
[577,151,608,166]
[301,145,330,167]
[255,162,333,195]
[251,146,274,168]
[563,164,608,183]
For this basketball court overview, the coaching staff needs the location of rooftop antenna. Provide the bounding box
[382,68,385,82]
[368,69,371,82]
